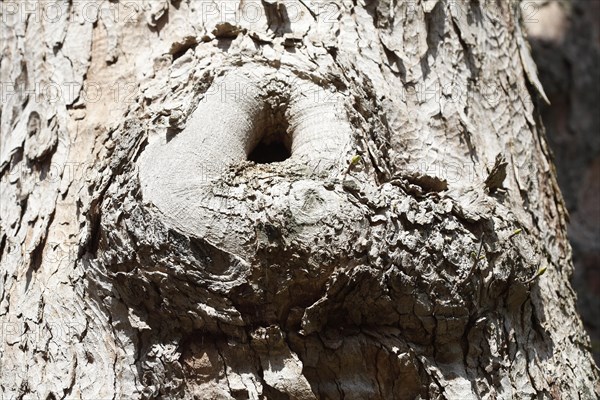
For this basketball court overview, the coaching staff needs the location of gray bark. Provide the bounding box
[526,0,600,365]
[0,0,598,399]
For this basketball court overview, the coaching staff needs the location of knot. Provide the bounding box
[138,65,353,254]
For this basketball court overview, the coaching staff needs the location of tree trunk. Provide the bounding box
[526,0,600,366]
[0,0,598,398]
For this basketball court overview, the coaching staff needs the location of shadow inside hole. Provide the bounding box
[248,136,291,164]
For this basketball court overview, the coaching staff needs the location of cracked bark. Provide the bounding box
[0,0,598,399]
[526,0,600,366]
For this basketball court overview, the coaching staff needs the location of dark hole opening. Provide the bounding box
[248,137,291,164]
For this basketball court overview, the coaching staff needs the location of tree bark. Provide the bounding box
[526,0,600,366]
[0,0,598,399]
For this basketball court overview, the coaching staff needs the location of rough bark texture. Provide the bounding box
[1,0,598,399]
[526,0,600,365]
